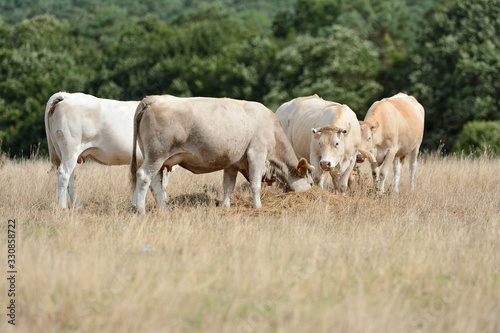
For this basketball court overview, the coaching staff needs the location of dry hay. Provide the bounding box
[164,186,347,216]
[227,186,348,216]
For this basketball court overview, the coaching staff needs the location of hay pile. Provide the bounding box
[164,186,348,215]
[229,186,348,215]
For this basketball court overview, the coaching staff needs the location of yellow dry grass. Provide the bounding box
[1,153,499,333]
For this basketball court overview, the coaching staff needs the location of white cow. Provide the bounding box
[276,95,366,195]
[130,95,315,214]
[359,93,425,193]
[44,92,171,208]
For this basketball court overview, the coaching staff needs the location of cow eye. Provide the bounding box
[368,136,371,141]
[335,142,339,147]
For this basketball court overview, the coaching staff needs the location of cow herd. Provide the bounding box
[44,91,424,213]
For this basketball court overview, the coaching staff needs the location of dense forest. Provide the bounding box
[1,0,499,157]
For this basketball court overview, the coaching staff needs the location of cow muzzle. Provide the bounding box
[320,160,332,171]
[356,151,365,163]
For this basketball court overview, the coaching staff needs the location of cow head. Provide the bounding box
[311,124,350,171]
[358,121,377,163]
[287,158,315,192]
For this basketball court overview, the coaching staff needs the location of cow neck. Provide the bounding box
[268,157,300,185]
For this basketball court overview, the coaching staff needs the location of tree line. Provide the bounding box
[1,0,499,157]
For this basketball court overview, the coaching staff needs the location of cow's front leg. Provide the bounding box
[310,153,325,189]
[247,150,266,209]
[222,169,238,208]
[329,171,340,194]
[338,159,356,195]
[378,149,396,194]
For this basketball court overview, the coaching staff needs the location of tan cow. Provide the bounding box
[276,95,364,195]
[359,93,425,193]
[130,95,315,214]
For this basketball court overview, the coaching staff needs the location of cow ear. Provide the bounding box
[297,158,309,175]
[308,165,315,173]
[312,128,321,139]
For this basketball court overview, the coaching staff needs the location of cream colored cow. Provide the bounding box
[276,95,365,195]
[130,95,315,214]
[44,92,172,208]
[359,93,425,193]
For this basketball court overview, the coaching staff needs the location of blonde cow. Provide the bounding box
[130,95,315,214]
[276,95,364,195]
[359,93,425,193]
[45,92,171,208]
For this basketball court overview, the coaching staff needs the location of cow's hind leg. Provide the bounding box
[67,169,81,207]
[150,170,167,210]
[134,159,164,215]
[57,156,78,208]
[393,157,401,193]
[409,147,420,191]
[161,167,170,201]
[222,169,238,208]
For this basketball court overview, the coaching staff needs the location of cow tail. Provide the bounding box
[130,100,148,190]
[45,92,65,169]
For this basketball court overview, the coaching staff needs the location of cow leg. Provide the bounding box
[337,159,356,195]
[310,153,325,188]
[409,147,420,191]
[57,156,78,208]
[150,171,167,210]
[393,157,401,193]
[222,169,238,208]
[329,171,339,194]
[371,165,380,191]
[67,170,81,207]
[134,160,163,215]
[161,167,169,200]
[247,150,266,209]
[378,150,396,194]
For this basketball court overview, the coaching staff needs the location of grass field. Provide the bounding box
[1,153,499,332]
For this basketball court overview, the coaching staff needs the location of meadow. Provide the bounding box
[1,153,499,332]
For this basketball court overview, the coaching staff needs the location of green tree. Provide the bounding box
[404,0,500,150]
[264,25,383,113]
[0,16,92,156]
[272,0,439,49]
[453,120,500,157]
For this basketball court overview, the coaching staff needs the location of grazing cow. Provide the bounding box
[276,95,367,195]
[130,95,315,214]
[359,92,425,193]
[44,92,171,208]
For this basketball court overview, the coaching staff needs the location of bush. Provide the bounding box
[453,120,500,157]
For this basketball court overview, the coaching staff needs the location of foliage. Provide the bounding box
[264,26,383,112]
[402,0,500,150]
[272,0,440,48]
[453,121,500,157]
[0,15,92,156]
[0,0,499,157]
